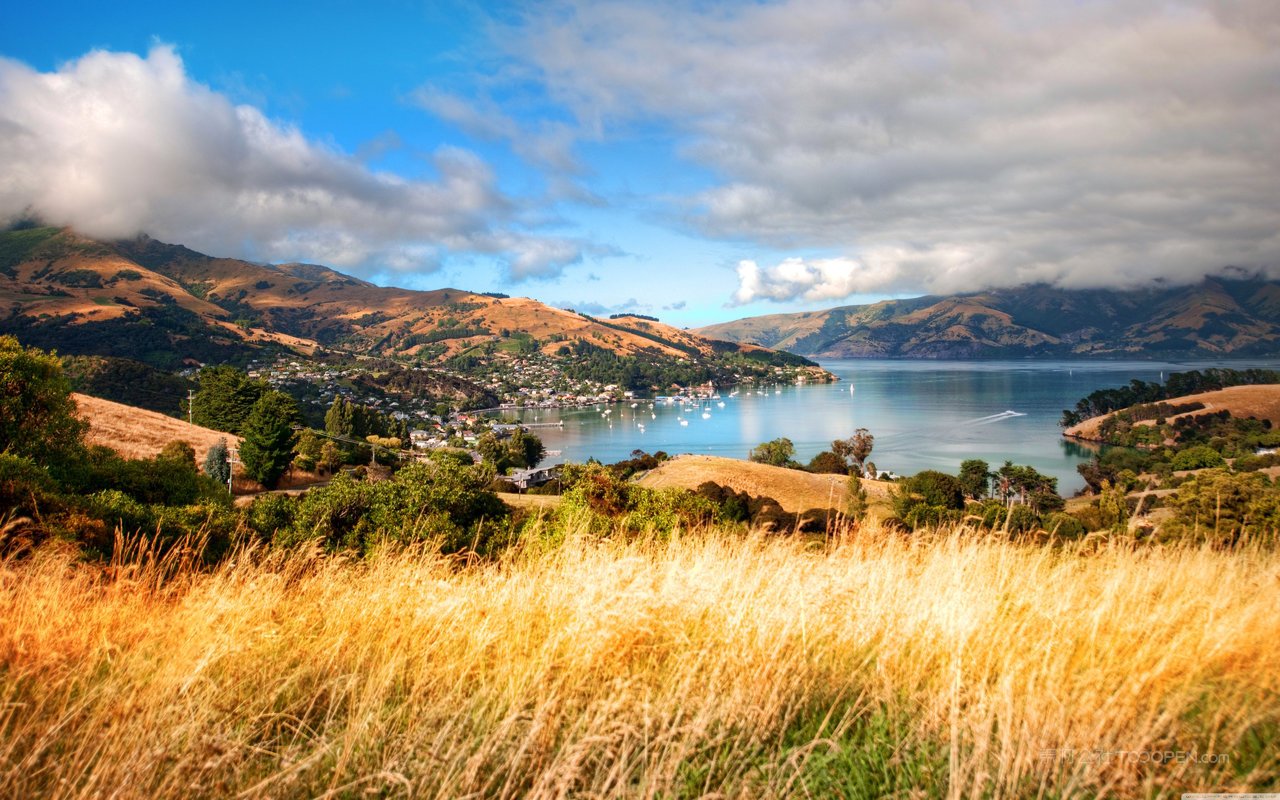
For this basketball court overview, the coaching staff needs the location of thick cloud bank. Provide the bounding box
[517,0,1280,301]
[0,46,583,279]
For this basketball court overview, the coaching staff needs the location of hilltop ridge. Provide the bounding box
[0,227,812,376]
[697,280,1280,359]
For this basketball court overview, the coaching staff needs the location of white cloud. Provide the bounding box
[0,46,588,280]
[412,85,582,174]
[512,0,1280,300]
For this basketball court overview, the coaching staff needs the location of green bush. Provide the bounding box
[1166,469,1280,546]
[279,460,510,554]
[1171,445,1226,471]
[893,470,964,529]
[1042,512,1087,538]
[247,493,296,542]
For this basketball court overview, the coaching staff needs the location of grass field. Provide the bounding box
[74,392,240,463]
[637,454,894,513]
[1,519,1276,798]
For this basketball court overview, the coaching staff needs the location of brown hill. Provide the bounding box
[0,227,788,370]
[1064,384,1280,441]
[636,454,893,513]
[697,280,1280,358]
[74,392,239,463]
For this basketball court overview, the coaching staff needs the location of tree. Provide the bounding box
[203,437,231,486]
[892,470,964,529]
[832,429,875,476]
[1170,445,1226,471]
[318,441,343,475]
[191,366,264,434]
[0,335,87,466]
[749,437,796,468]
[995,461,1063,513]
[477,428,545,473]
[958,459,992,500]
[238,391,301,489]
[808,450,848,474]
[324,396,355,438]
[510,429,546,470]
[293,429,322,472]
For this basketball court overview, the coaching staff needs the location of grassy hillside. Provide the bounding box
[698,280,1280,358]
[1065,384,1280,441]
[74,392,239,463]
[0,523,1274,797]
[637,454,893,513]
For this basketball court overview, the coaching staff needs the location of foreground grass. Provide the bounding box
[1,519,1277,798]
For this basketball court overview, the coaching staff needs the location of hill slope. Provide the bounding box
[1064,384,1280,442]
[636,454,892,513]
[697,281,1280,358]
[75,393,239,462]
[0,227,800,372]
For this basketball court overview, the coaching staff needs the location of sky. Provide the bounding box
[1,0,1278,327]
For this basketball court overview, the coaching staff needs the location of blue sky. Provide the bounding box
[2,1,1278,326]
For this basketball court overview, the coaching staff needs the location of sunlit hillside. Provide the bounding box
[1,520,1275,798]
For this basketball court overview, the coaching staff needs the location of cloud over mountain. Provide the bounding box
[512,0,1280,302]
[0,46,587,280]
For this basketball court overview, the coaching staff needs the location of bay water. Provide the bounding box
[497,359,1280,496]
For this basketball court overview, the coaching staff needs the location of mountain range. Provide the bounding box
[696,280,1280,359]
[0,227,795,370]
[6,226,1278,367]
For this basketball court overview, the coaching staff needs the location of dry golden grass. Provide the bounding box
[637,454,893,513]
[1065,384,1280,440]
[1,520,1275,798]
[74,393,240,464]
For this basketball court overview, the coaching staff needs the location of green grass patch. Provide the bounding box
[0,227,61,275]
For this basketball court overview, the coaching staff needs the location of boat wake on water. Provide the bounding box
[966,410,1027,425]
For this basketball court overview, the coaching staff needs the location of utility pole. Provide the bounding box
[227,447,240,495]
[187,389,195,425]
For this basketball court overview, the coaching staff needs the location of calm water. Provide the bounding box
[497,359,1280,495]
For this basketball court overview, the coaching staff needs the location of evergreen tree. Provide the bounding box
[191,366,263,434]
[203,437,231,486]
[239,392,301,489]
[325,396,354,438]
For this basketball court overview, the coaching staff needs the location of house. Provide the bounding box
[502,465,559,490]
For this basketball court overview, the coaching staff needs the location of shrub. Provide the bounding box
[1166,469,1280,546]
[807,451,848,475]
[1042,512,1087,538]
[247,493,296,542]
[0,335,87,467]
[1171,445,1226,471]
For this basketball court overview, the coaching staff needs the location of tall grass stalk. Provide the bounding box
[1,520,1276,798]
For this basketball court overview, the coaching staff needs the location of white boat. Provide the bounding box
[717,401,725,408]
[680,419,689,426]
[701,411,711,419]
